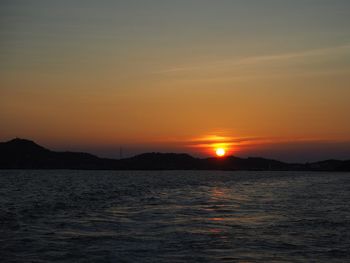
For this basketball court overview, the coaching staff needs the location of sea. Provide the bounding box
[0,170,349,262]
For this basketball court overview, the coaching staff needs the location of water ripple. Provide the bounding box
[0,170,349,262]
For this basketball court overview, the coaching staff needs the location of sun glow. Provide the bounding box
[215,148,226,157]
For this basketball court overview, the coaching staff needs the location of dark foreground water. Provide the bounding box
[0,171,349,262]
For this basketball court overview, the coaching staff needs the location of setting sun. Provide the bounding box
[216,148,226,157]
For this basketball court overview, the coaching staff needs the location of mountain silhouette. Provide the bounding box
[0,138,349,171]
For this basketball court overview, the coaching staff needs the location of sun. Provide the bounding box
[215,148,226,157]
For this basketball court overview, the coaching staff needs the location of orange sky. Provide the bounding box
[1,1,350,161]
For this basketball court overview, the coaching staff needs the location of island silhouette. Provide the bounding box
[0,138,349,171]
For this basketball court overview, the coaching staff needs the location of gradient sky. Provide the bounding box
[1,0,350,161]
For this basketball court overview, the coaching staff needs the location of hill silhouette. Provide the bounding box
[0,138,349,171]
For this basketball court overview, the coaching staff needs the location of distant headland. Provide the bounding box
[0,138,349,171]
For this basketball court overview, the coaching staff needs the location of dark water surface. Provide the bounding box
[0,170,349,262]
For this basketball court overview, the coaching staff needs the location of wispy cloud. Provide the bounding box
[156,43,350,74]
[180,134,345,150]
[186,135,262,147]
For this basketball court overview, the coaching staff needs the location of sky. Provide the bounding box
[1,0,350,162]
